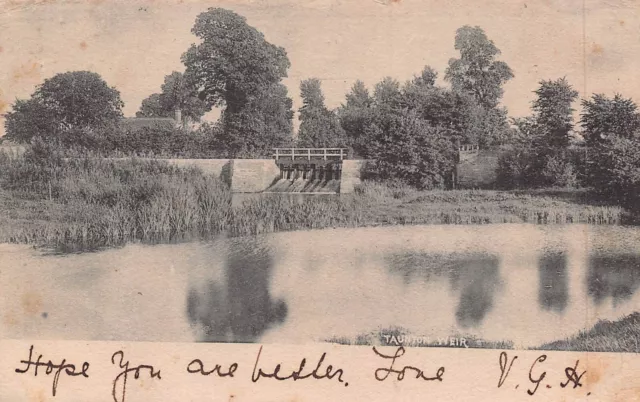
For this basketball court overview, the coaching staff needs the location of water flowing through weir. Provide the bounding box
[266,148,346,194]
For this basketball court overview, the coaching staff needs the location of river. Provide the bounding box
[1,224,639,348]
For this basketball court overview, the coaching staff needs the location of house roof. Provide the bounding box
[120,117,177,131]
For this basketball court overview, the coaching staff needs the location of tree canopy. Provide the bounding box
[217,83,294,157]
[445,26,513,110]
[182,8,290,110]
[338,80,375,157]
[531,77,579,148]
[367,109,457,190]
[581,93,640,145]
[297,78,346,147]
[373,77,403,111]
[5,71,123,143]
[137,71,209,123]
[181,8,293,156]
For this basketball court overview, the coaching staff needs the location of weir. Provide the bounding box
[266,148,347,193]
[156,149,366,193]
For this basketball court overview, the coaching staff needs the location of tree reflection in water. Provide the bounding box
[186,240,287,342]
[385,252,502,329]
[588,254,640,306]
[449,255,502,328]
[538,251,568,313]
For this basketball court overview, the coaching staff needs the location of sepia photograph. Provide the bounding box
[1,0,639,356]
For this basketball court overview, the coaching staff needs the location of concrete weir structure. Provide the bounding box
[158,145,500,192]
[162,159,281,193]
[161,149,366,194]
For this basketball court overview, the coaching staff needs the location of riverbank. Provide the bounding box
[324,313,640,352]
[0,152,625,251]
[536,312,640,353]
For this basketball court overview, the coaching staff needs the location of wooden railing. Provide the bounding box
[458,144,479,152]
[273,148,348,161]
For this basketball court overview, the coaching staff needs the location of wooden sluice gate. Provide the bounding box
[273,148,347,181]
[268,148,348,193]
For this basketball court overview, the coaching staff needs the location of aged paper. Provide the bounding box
[1,0,640,400]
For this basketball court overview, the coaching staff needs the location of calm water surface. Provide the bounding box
[1,224,639,348]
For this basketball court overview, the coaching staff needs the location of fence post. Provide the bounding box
[275,148,279,160]
[308,148,311,161]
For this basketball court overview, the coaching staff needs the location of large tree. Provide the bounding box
[581,93,640,145]
[4,71,123,143]
[373,76,402,112]
[532,77,579,148]
[338,80,375,157]
[182,8,293,156]
[218,83,294,157]
[497,79,580,189]
[137,71,208,124]
[335,76,404,158]
[296,78,346,147]
[445,26,513,110]
[401,67,511,147]
[137,93,165,118]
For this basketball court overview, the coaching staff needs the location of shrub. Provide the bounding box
[496,145,533,189]
[540,152,578,188]
[586,136,640,209]
[367,110,457,190]
[496,145,579,189]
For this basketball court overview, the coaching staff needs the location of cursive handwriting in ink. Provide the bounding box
[251,346,348,386]
[111,351,162,402]
[560,360,586,389]
[372,346,445,382]
[527,354,547,396]
[187,358,238,377]
[14,345,90,397]
[497,351,518,388]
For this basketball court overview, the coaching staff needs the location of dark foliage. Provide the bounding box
[366,110,457,190]
[586,136,640,210]
[581,93,640,146]
[5,71,123,143]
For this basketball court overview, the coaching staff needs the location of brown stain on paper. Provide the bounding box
[586,363,603,385]
[79,41,88,50]
[12,61,41,82]
[585,356,610,388]
[3,310,18,327]
[28,387,46,402]
[22,291,43,315]
[591,43,604,55]
[0,98,8,114]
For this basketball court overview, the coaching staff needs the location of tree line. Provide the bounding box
[3,8,640,204]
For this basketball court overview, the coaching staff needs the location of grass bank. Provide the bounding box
[536,312,640,353]
[0,147,626,251]
[323,313,640,352]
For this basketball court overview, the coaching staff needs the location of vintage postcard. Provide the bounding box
[1,0,640,400]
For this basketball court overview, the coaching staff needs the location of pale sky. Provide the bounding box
[1,0,639,136]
